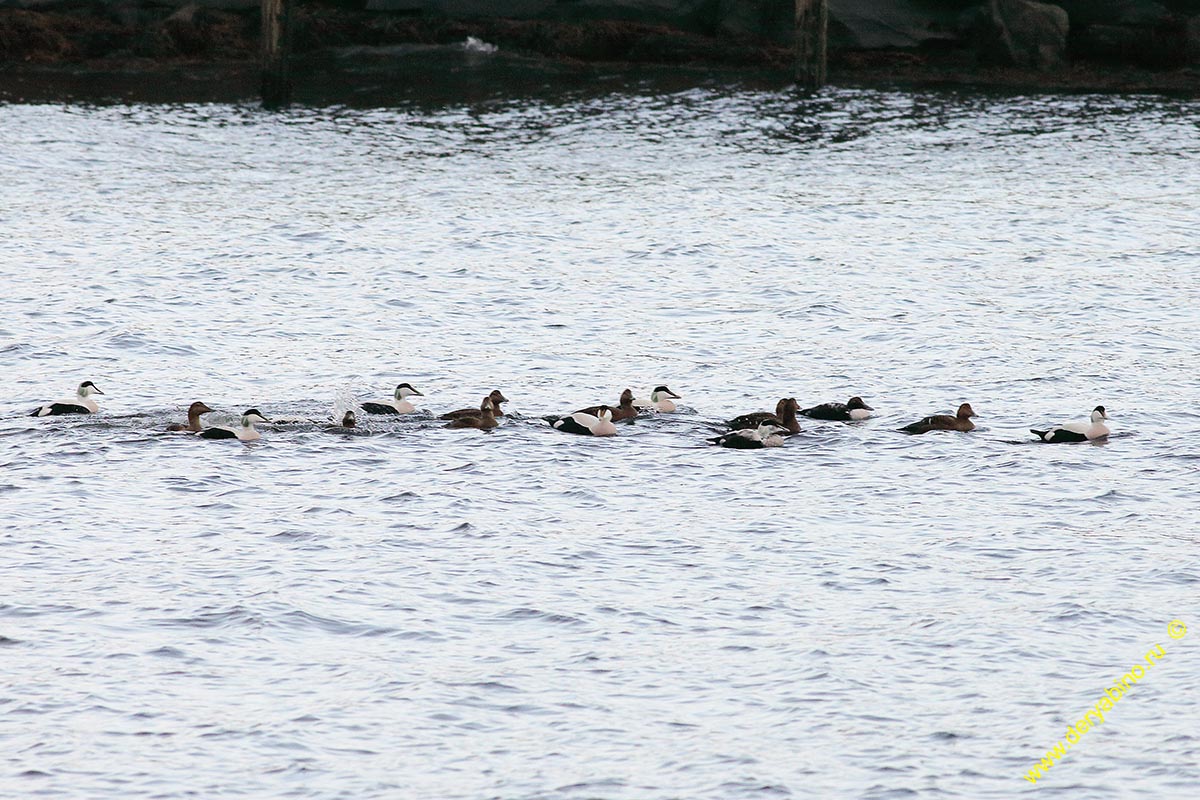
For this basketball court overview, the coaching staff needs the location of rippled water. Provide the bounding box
[2,86,1199,799]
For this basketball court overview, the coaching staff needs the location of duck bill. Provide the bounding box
[93,387,105,395]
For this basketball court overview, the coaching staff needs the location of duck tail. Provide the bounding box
[1030,429,1048,441]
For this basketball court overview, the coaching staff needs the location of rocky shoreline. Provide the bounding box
[2,1,1198,103]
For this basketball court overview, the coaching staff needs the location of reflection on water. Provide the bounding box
[1,85,1198,799]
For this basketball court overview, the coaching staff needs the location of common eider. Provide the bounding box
[440,389,507,420]
[800,396,873,422]
[901,403,976,434]
[551,407,617,436]
[446,397,498,430]
[634,385,681,413]
[1031,406,1110,442]
[727,398,801,434]
[167,401,215,432]
[361,383,423,415]
[200,409,271,441]
[577,389,637,422]
[30,381,104,416]
[708,421,788,449]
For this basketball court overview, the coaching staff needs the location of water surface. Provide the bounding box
[1,86,1198,799]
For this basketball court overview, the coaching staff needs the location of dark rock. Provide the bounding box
[714,0,793,44]
[1189,14,1200,62]
[972,0,1069,69]
[828,0,966,49]
[1072,18,1192,66]
[1053,1,1172,28]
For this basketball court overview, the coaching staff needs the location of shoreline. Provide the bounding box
[2,9,1198,105]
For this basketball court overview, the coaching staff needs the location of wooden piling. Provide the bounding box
[261,0,291,109]
[795,0,828,89]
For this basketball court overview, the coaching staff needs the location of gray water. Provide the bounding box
[1,86,1199,799]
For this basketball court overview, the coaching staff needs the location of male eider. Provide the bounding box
[577,389,637,422]
[727,398,801,434]
[361,383,423,415]
[200,409,271,441]
[800,396,874,422]
[167,401,215,432]
[440,389,508,420]
[446,397,498,431]
[30,381,104,416]
[634,385,681,413]
[551,407,617,436]
[901,403,976,434]
[708,421,788,449]
[1031,406,1110,443]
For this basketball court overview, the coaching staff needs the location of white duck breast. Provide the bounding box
[31,381,104,416]
[201,409,271,441]
[551,408,617,436]
[1031,406,1110,443]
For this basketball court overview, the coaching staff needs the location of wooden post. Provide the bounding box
[261,0,291,109]
[795,0,828,89]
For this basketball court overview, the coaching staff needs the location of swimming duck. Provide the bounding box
[338,411,357,429]
[30,381,104,416]
[551,407,617,436]
[446,397,498,430]
[440,389,508,420]
[361,383,423,415]
[167,401,215,432]
[577,389,637,422]
[727,398,801,434]
[708,421,789,449]
[800,396,874,421]
[1031,406,1110,443]
[634,385,681,412]
[200,409,271,441]
[901,403,976,434]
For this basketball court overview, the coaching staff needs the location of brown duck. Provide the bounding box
[577,389,637,422]
[440,389,508,420]
[167,401,215,432]
[726,398,801,434]
[901,403,976,434]
[446,397,498,431]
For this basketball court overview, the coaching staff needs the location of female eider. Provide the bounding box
[167,401,215,432]
[1031,406,1110,443]
[200,409,271,441]
[634,386,682,413]
[708,421,789,449]
[800,396,874,422]
[440,389,508,420]
[901,403,976,434]
[30,381,104,416]
[361,383,423,415]
[551,407,617,437]
[446,397,498,431]
[577,389,637,422]
[727,398,801,434]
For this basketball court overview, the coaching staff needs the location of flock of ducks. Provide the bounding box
[28,381,1113,448]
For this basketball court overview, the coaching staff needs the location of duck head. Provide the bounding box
[395,383,423,400]
[957,403,976,419]
[78,380,104,397]
[241,408,271,426]
[847,396,873,411]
